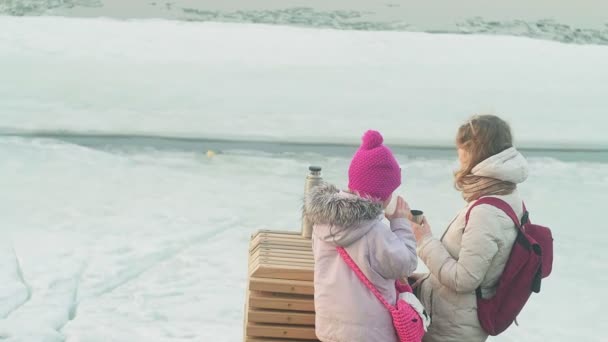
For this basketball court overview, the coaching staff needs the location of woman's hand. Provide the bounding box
[411,216,432,242]
[385,196,412,221]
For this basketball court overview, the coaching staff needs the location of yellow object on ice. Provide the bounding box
[206,150,216,158]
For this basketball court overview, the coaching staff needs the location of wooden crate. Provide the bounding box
[244,230,319,342]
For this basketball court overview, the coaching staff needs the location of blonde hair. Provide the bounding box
[454,115,513,190]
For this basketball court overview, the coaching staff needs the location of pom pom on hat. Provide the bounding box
[361,130,384,150]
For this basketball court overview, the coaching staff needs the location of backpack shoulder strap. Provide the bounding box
[466,198,532,298]
[465,197,521,228]
[336,246,393,311]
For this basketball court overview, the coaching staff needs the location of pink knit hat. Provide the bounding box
[348,130,401,202]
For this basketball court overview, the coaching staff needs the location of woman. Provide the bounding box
[410,115,529,342]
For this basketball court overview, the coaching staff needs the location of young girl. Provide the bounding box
[303,130,418,342]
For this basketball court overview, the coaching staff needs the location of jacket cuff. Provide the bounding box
[416,234,435,254]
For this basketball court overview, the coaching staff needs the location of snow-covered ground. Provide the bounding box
[1,137,607,341]
[1,16,608,342]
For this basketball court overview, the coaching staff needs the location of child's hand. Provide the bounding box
[385,196,412,221]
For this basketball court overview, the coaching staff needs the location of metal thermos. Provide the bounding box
[301,166,323,238]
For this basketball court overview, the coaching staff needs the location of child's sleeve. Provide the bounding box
[368,218,418,279]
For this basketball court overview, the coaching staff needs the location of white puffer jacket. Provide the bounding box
[417,147,529,342]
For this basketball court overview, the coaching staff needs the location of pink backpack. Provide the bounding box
[465,197,554,335]
[336,246,425,342]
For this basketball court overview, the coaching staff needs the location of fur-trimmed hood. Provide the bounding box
[303,183,383,246]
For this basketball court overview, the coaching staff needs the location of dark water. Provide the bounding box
[3,132,607,163]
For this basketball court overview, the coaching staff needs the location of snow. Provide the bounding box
[1,136,608,341]
[1,17,608,149]
[1,15,608,342]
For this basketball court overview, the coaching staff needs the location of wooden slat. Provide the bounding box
[258,248,313,256]
[252,230,302,238]
[249,292,314,312]
[255,261,313,270]
[251,242,312,253]
[253,252,313,262]
[257,237,311,245]
[245,229,319,342]
[251,241,311,253]
[249,277,313,295]
[251,242,313,254]
[249,256,313,271]
[256,232,306,239]
[249,230,310,251]
[252,234,310,243]
[250,250,314,264]
[249,260,313,276]
[251,235,311,250]
[243,283,251,341]
[253,249,313,260]
[261,256,313,264]
[248,309,315,326]
[247,323,317,340]
[251,264,314,281]
[246,337,318,342]
[251,256,314,267]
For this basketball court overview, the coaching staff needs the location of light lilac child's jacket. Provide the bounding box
[303,184,417,342]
